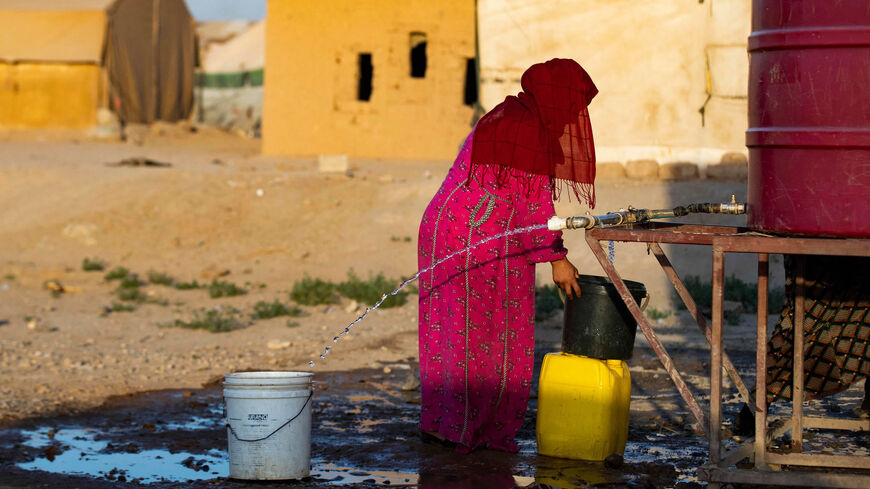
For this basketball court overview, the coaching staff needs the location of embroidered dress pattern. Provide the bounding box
[417,130,567,452]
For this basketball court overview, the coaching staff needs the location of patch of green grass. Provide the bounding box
[390,235,413,243]
[118,274,142,289]
[104,266,130,281]
[725,275,757,309]
[207,279,247,298]
[336,270,407,308]
[286,320,300,328]
[110,301,136,312]
[115,286,145,302]
[678,275,786,313]
[250,300,305,320]
[3,274,15,281]
[535,284,564,321]
[161,308,243,333]
[646,307,672,321]
[290,276,337,306]
[174,279,205,290]
[82,257,106,272]
[679,275,712,310]
[147,270,174,286]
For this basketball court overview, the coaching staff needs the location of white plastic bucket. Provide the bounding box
[223,371,314,480]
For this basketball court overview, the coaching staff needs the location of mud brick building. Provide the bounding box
[263,0,476,160]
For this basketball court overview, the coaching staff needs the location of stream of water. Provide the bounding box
[309,224,548,367]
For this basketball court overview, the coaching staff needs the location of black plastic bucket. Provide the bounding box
[562,275,647,360]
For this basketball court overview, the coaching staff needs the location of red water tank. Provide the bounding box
[747,0,870,237]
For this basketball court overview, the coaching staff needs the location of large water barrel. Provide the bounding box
[747,1,870,237]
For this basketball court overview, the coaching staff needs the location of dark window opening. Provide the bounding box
[463,58,478,106]
[410,32,427,78]
[358,53,373,101]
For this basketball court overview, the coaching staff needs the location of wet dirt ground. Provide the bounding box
[2,305,868,489]
[1,339,867,489]
[0,362,702,489]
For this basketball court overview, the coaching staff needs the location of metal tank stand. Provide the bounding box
[582,222,870,489]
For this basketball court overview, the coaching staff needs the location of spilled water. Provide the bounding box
[310,224,547,367]
[17,427,225,483]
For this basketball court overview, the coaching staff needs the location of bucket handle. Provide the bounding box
[225,389,313,443]
[557,285,650,312]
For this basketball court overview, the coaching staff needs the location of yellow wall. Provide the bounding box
[263,0,475,160]
[0,9,107,64]
[478,0,751,166]
[0,62,103,128]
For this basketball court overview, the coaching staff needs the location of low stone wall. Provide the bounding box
[597,152,748,181]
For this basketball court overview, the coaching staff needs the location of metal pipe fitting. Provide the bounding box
[551,197,746,231]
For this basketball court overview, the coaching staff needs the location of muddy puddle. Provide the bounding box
[1,356,867,488]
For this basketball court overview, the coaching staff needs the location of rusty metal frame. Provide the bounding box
[583,222,870,489]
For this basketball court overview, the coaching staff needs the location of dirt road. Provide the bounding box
[0,128,751,427]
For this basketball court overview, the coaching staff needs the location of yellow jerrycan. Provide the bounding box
[536,352,630,461]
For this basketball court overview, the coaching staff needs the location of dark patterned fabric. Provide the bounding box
[766,255,870,403]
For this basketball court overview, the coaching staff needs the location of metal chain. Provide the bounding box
[608,240,616,263]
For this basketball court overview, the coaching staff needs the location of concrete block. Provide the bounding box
[719,152,748,165]
[706,163,748,180]
[625,159,659,180]
[596,162,626,180]
[317,154,349,173]
[658,162,699,181]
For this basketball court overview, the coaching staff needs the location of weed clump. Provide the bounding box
[207,280,247,298]
[174,279,205,290]
[535,284,564,320]
[118,274,142,289]
[290,276,337,305]
[337,270,407,308]
[82,257,106,272]
[678,275,785,313]
[646,307,672,321]
[110,301,136,313]
[148,270,174,286]
[116,287,145,302]
[162,308,243,333]
[113,273,145,302]
[104,266,130,281]
[251,300,305,320]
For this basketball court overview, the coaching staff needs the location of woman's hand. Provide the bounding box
[551,257,581,300]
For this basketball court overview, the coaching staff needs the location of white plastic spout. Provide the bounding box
[547,216,568,231]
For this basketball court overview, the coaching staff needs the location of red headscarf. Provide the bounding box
[469,58,598,207]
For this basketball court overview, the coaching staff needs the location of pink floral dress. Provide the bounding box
[417,130,567,452]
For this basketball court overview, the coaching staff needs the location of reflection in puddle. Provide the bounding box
[12,420,721,488]
[16,427,425,486]
[159,416,219,432]
[18,428,225,483]
[311,462,418,486]
[13,423,713,486]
